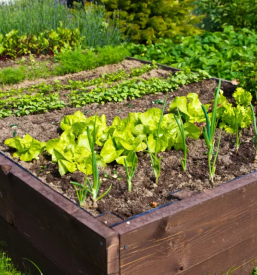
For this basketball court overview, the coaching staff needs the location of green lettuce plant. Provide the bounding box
[4,134,46,161]
[202,79,222,184]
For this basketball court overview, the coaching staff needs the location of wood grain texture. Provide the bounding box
[179,232,257,275]
[0,153,119,275]
[113,172,257,275]
[0,215,68,275]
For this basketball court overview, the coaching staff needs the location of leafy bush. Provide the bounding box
[128,26,257,80]
[0,67,26,85]
[96,46,130,66]
[53,48,98,75]
[196,0,257,31]
[0,25,83,59]
[53,45,129,75]
[100,0,203,44]
[0,0,122,48]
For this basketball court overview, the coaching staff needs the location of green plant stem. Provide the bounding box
[174,114,187,171]
[124,152,137,192]
[250,103,257,156]
[209,130,222,183]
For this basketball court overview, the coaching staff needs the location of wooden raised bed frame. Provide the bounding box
[0,59,257,275]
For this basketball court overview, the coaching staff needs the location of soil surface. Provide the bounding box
[0,70,255,220]
[0,59,143,91]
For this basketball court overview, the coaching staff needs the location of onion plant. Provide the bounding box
[234,110,241,154]
[146,92,168,184]
[71,117,112,204]
[124,152,137,192]
[202,79,222,184]
[174,112,187,171]
[250,103,257,156]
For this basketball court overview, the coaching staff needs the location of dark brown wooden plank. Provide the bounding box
[0,215,68,275]
[179,233,257,275]
[113,172,257,275]
[0,153,119,275]
[97,213,124,227]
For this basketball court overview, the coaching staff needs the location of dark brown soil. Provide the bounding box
[0,77,256,220]
[0,55,54,69]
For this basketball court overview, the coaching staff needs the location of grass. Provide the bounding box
[0,0,122,48]
[0,250,27,275]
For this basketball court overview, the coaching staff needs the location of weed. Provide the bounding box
[0,67,26,85]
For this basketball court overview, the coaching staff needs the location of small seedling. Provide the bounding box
[124,152,137,192]
[174,112,187,171]
[146,92,168,184]
[202,79,222,184]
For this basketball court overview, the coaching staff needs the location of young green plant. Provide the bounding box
[202,79,222,184]
[124,152,137,192]
[174,112,187,171]
[71,117,112,203]
[146,92,168,184]
[250,103,257,157]
[234,110,241,154]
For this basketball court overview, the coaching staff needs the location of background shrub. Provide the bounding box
[0,0,122,48]
[53,45,129,75]
[128,26,257,80]
[96,45,130,66]
[195,0,257,31]
[100,0,203,44]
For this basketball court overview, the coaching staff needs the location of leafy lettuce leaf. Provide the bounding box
[4,134,46,161]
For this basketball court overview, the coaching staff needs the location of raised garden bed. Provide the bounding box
[0,59,257,274]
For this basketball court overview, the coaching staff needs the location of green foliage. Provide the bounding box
[0,25,83,59]
[250,104,257,155]
[169,93,209,123]
[0,67,26,85]
[233,87,252,106]
[0,0,122,48]
[96,46,130,66]
[196,0,257,31]
[218,88,252,134]
[4,134,46,162]
[69,70,211,108]
[101,0,203,44]
[202,80,222,183]
[128,26,257,80]
[174,113,187,171]
[0,93,65,119]
[0,251,26,275]
[53,46,129,75]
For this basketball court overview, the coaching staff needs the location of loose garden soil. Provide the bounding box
[0,65,256,220]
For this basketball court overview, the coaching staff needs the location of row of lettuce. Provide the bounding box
[4,86,255,203]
